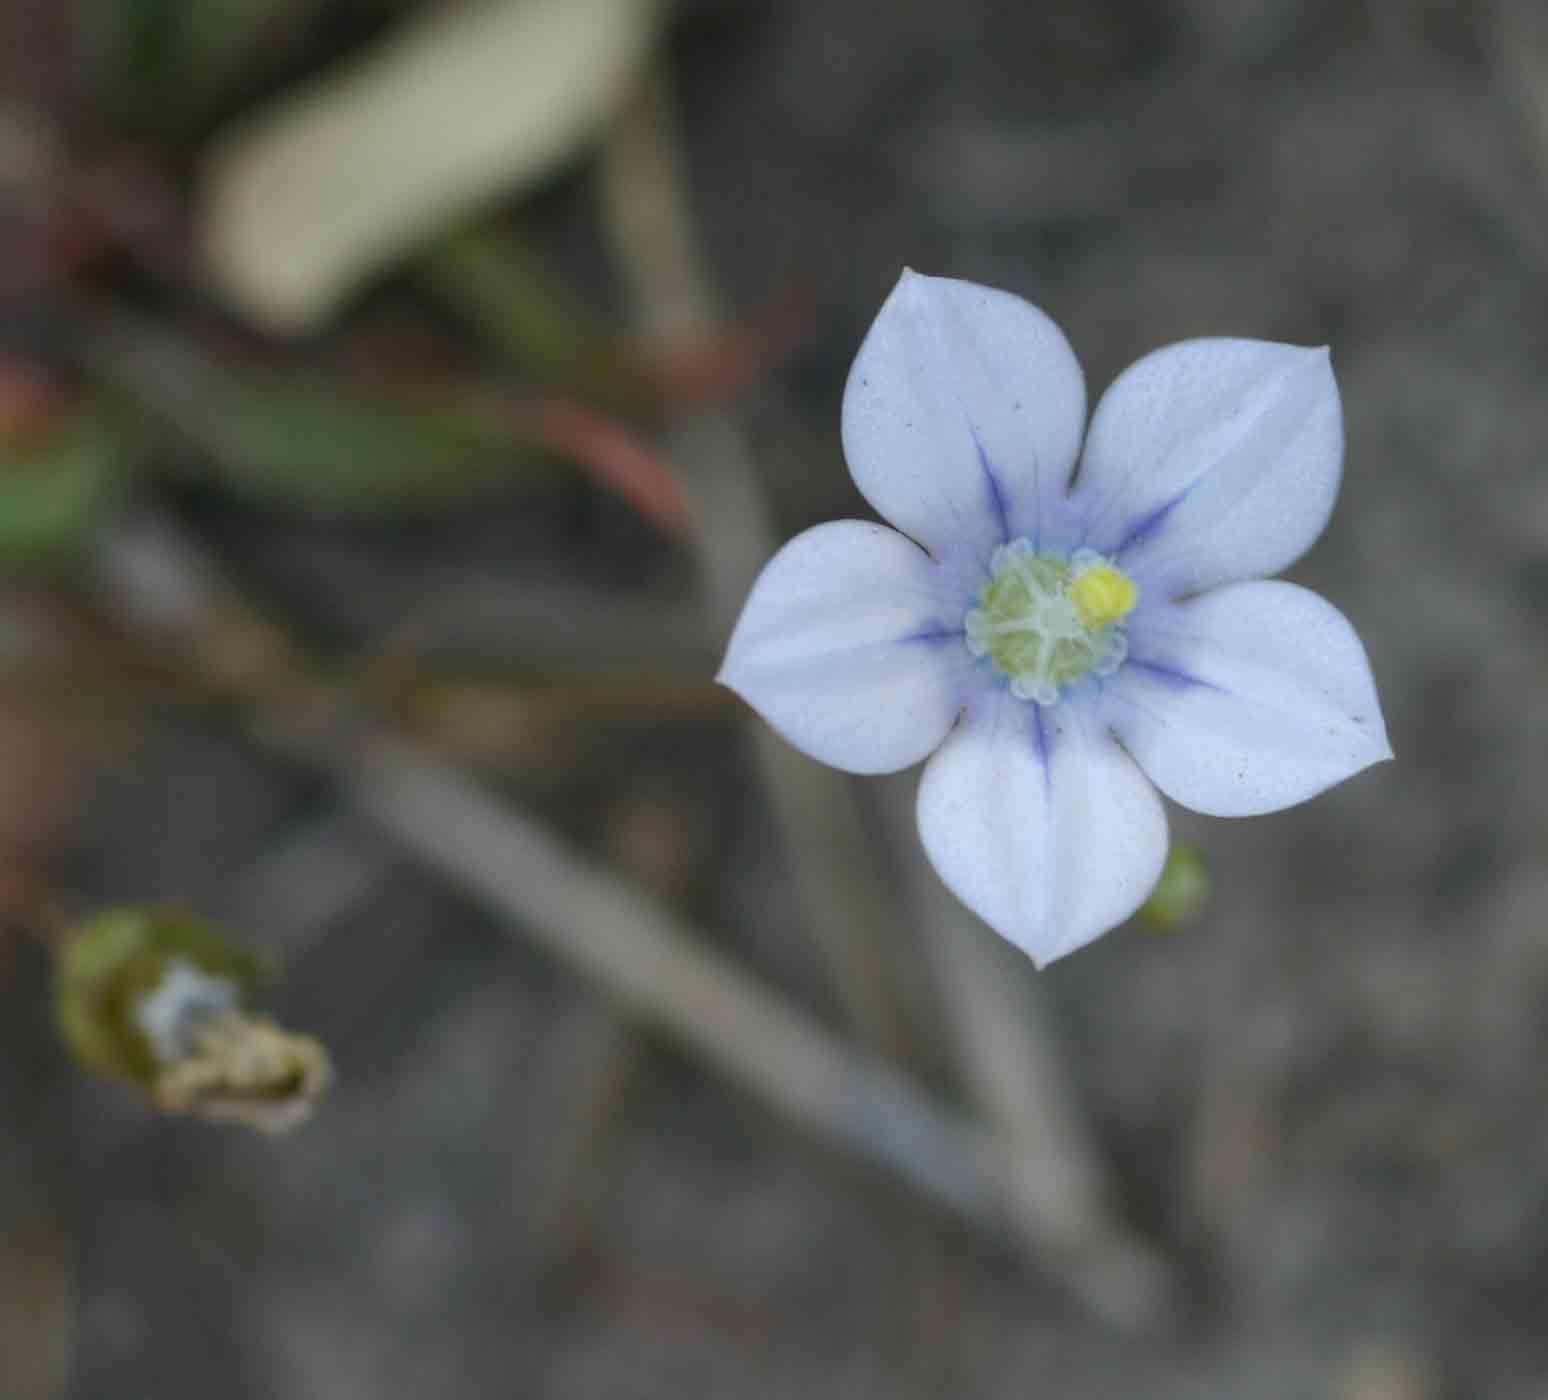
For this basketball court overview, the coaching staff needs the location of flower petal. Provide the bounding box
[1107,581,1391,818]
[841,271,1086,563]
[718,520,966,775]
[1072,338,1342,594]
[916,693,1168,966]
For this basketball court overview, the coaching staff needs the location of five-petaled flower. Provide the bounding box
[719,271,1391,966]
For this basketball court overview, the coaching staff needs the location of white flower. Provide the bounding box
[718,271,1392,967]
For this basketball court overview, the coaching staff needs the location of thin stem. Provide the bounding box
[91,511,1008,1229]
[593,61,1174,1328]
[595,65,912,1058]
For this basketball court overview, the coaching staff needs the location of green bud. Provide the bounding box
[1139,843,1212,932]
[54,905,329,1132]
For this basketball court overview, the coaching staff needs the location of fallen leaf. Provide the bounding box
[200,0,665,332]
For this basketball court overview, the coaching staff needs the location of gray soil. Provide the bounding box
[5,1,1548,1395]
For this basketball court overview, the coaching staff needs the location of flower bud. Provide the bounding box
[1139,844,1212,932]
[54,905,329,1132]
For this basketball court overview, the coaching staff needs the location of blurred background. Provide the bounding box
[3,0,1547,1395]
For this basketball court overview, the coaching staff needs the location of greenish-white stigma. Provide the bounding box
[964,540,1138,705]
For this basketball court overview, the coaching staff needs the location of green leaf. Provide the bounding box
[423,229,660,412]
[0,405,128,567]
[79,0,338,135]
[168,373,548,512]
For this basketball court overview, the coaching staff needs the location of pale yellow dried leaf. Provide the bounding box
[199,0,664,333]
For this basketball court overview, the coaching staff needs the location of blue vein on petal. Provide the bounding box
[1126,658,1227,694]
[1115,484,1192,554]
[1029,704,1052,799]
[897,626,963,646]
[971,428,1011,546]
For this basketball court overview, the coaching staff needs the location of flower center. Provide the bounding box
[963,540,1137,705]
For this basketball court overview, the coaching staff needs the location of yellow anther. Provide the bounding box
[1069,564,1138,629]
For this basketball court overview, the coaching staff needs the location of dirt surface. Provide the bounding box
[5,1,1548,1395]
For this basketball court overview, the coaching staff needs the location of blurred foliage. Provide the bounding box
[81,0,320,134]
[0,399,130,565]
[155,370,545,513]
[425,229,663,413]
[0,674,100,943]
[0,0,713,540]
[75,0,426,139]
[0,0,755,1105]
[381,666,735,775]
[0,1213,74,1400]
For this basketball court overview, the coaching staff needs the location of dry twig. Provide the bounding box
[93,509,1165,1325]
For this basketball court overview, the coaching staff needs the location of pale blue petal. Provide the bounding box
[916,693,1168,966]
[718,520,966,775]
[1072,338,1342,595]
[1107,581,1392,818]
[842,271,1087,564]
